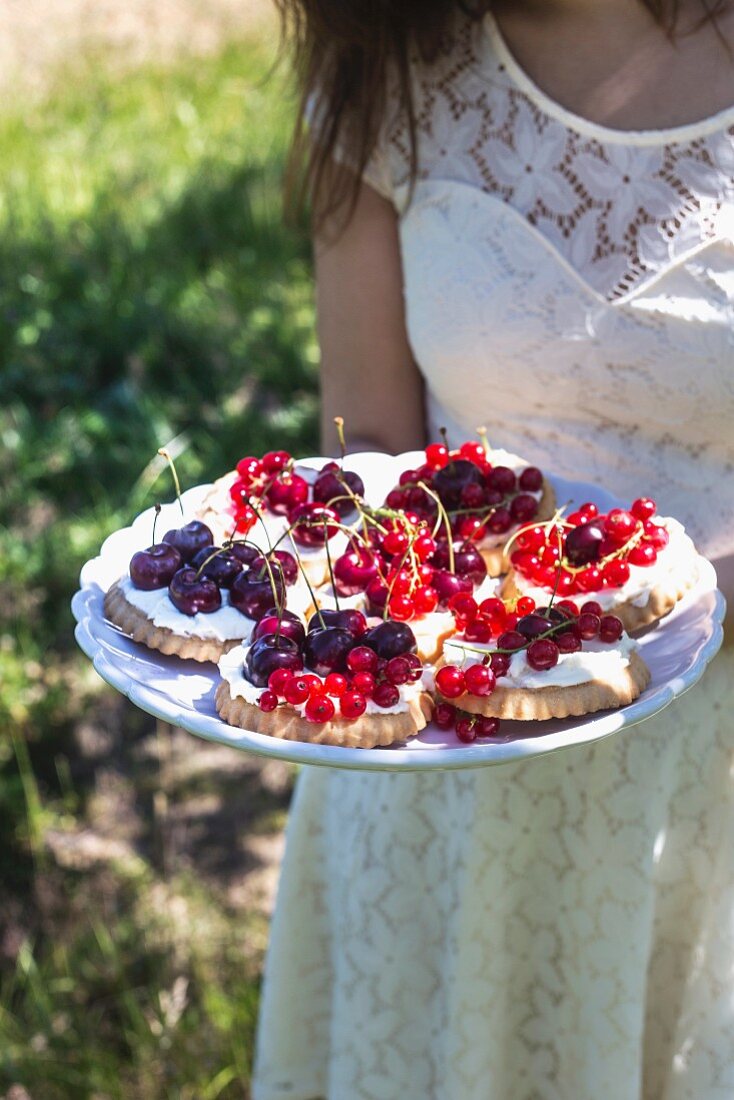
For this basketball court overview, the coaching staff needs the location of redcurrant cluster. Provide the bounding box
[385,439,543,541]
[228,451,365,541]
[257,644,424,723]
[433,705,501,743]
[510,498,670,596]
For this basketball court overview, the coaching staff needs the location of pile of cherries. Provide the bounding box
[383,440,544,541]
[331,513,489,623]
[433,594,626,739]
[510,497,670,596]
[129,519,299,619]
[246,610,423,724]
[227,449,365,545]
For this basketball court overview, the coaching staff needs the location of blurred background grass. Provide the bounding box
[0,5,315,1096]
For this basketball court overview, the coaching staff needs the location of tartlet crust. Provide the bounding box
[437,649,650,721]
[479,477,557,576]
[500,556,700,632]
[104,580,244,663]
[214,680,433,748]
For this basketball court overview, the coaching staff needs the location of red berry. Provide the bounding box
[236,456,263,482]
[448,593,478,621]
[475,715,501,737]
[404,653,424,681]
[258,690,278,712]
[340,691,367,719]
[631,497,657,521]
[266,669,291,696]
[425,443,450,468]
[578,612,601,640]
[487,467,517,494]
[579,502,599,519]
[351,671,376,697]
[510,493,538,523]
[464,615,493,644]
[519,466,543,492]
[413,586,439,615]
[555,572,576,597]
[387,568,412,595]
[580,600,603,617]
[435,665,466,699]
[512,551,540,577]
[347,646,378,673]
[464,663,496,697]
[324,672,348,697]
[304,694,336,722]
[599,615,624,643]
[414,532,437,560]
[490,652,511,677]
[382,530,409,556]
[556,599,579,616]
[284,677,310,705]
[557,630,582,653]
[385,656,411,686]
[487,507,512,534]
[479,597,506,620]
[643,522,669,550]
[576,566,603,593]
[604,509,638,544]
[516,596,536,615]
[516,525,545,552]
[386,489,407,509]
[497,630,526,652]
[460,482,486,508]
[262,450,291,474]
[301,673,325,694]
[603,559,631,588]
[434,702,457,729]
[459,440,487,466]
[526,638,560,671]
[372,681,400,709]
[629,543,658,567]
[457,516,487,541]
[388,594,415,621]
[455,716,477,743]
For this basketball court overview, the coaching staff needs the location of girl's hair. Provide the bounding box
[277,0,729,227]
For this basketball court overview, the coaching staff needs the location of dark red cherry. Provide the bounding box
[487,466,517,495]
[430,540,487,585]
[270,549,298,586]
[265,472,309,516]
[432,459,486,508]
[304,627,355,675]
[564,521,605,566]
[361,621,417,660]
[190,546,243,589]
[516,613,552,640]
[130,543,182,590]
[168,567,222,615]
[519,467,543,492]
[246,634,303,688]
[307,608,367,637]
[253,611,306,648]
[365,576,389,615]
[229,570,286,621]
[162,520,214,563]
[333,549,379,596]
[288,502,340,546]
[227,543,262,567]
[313,467,365,517]
[432,569,473,608]
[510,493,538,523]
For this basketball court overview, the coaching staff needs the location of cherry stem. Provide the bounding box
[289,542,326,629]
[158,448,184,516]
[476,425,490,456]
[333,416,347,465]
[439,426,450,450]
[418,481,454,573]
[322,517,340,610]
[152,503,162,546]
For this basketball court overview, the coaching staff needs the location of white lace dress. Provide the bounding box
[252,15,734,1100]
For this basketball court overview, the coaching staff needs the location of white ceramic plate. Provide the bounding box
[72,454,726,772]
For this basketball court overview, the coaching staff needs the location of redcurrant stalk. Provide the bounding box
[157,447,185,516]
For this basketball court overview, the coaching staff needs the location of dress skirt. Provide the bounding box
[251,649,734,1100]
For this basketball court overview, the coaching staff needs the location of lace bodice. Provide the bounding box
[359,13,734,562]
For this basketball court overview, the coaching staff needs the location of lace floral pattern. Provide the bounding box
[368,14,734,303]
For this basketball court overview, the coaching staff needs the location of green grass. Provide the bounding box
[0,29,313,1099]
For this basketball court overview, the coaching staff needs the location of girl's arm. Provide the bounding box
[315,176,426,456]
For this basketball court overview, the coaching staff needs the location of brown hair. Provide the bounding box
[277,0,729,227]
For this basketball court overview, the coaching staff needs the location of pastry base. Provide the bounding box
[479,478,557,576]
[215,680,433,748]
[104,581,244,663]
[438,650,651,721]
[500,557,700,632]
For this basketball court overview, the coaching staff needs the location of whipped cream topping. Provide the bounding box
[512,517,695,610]
[219,642,430,717]
[120,575,256,641]
[443,633,638,690]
